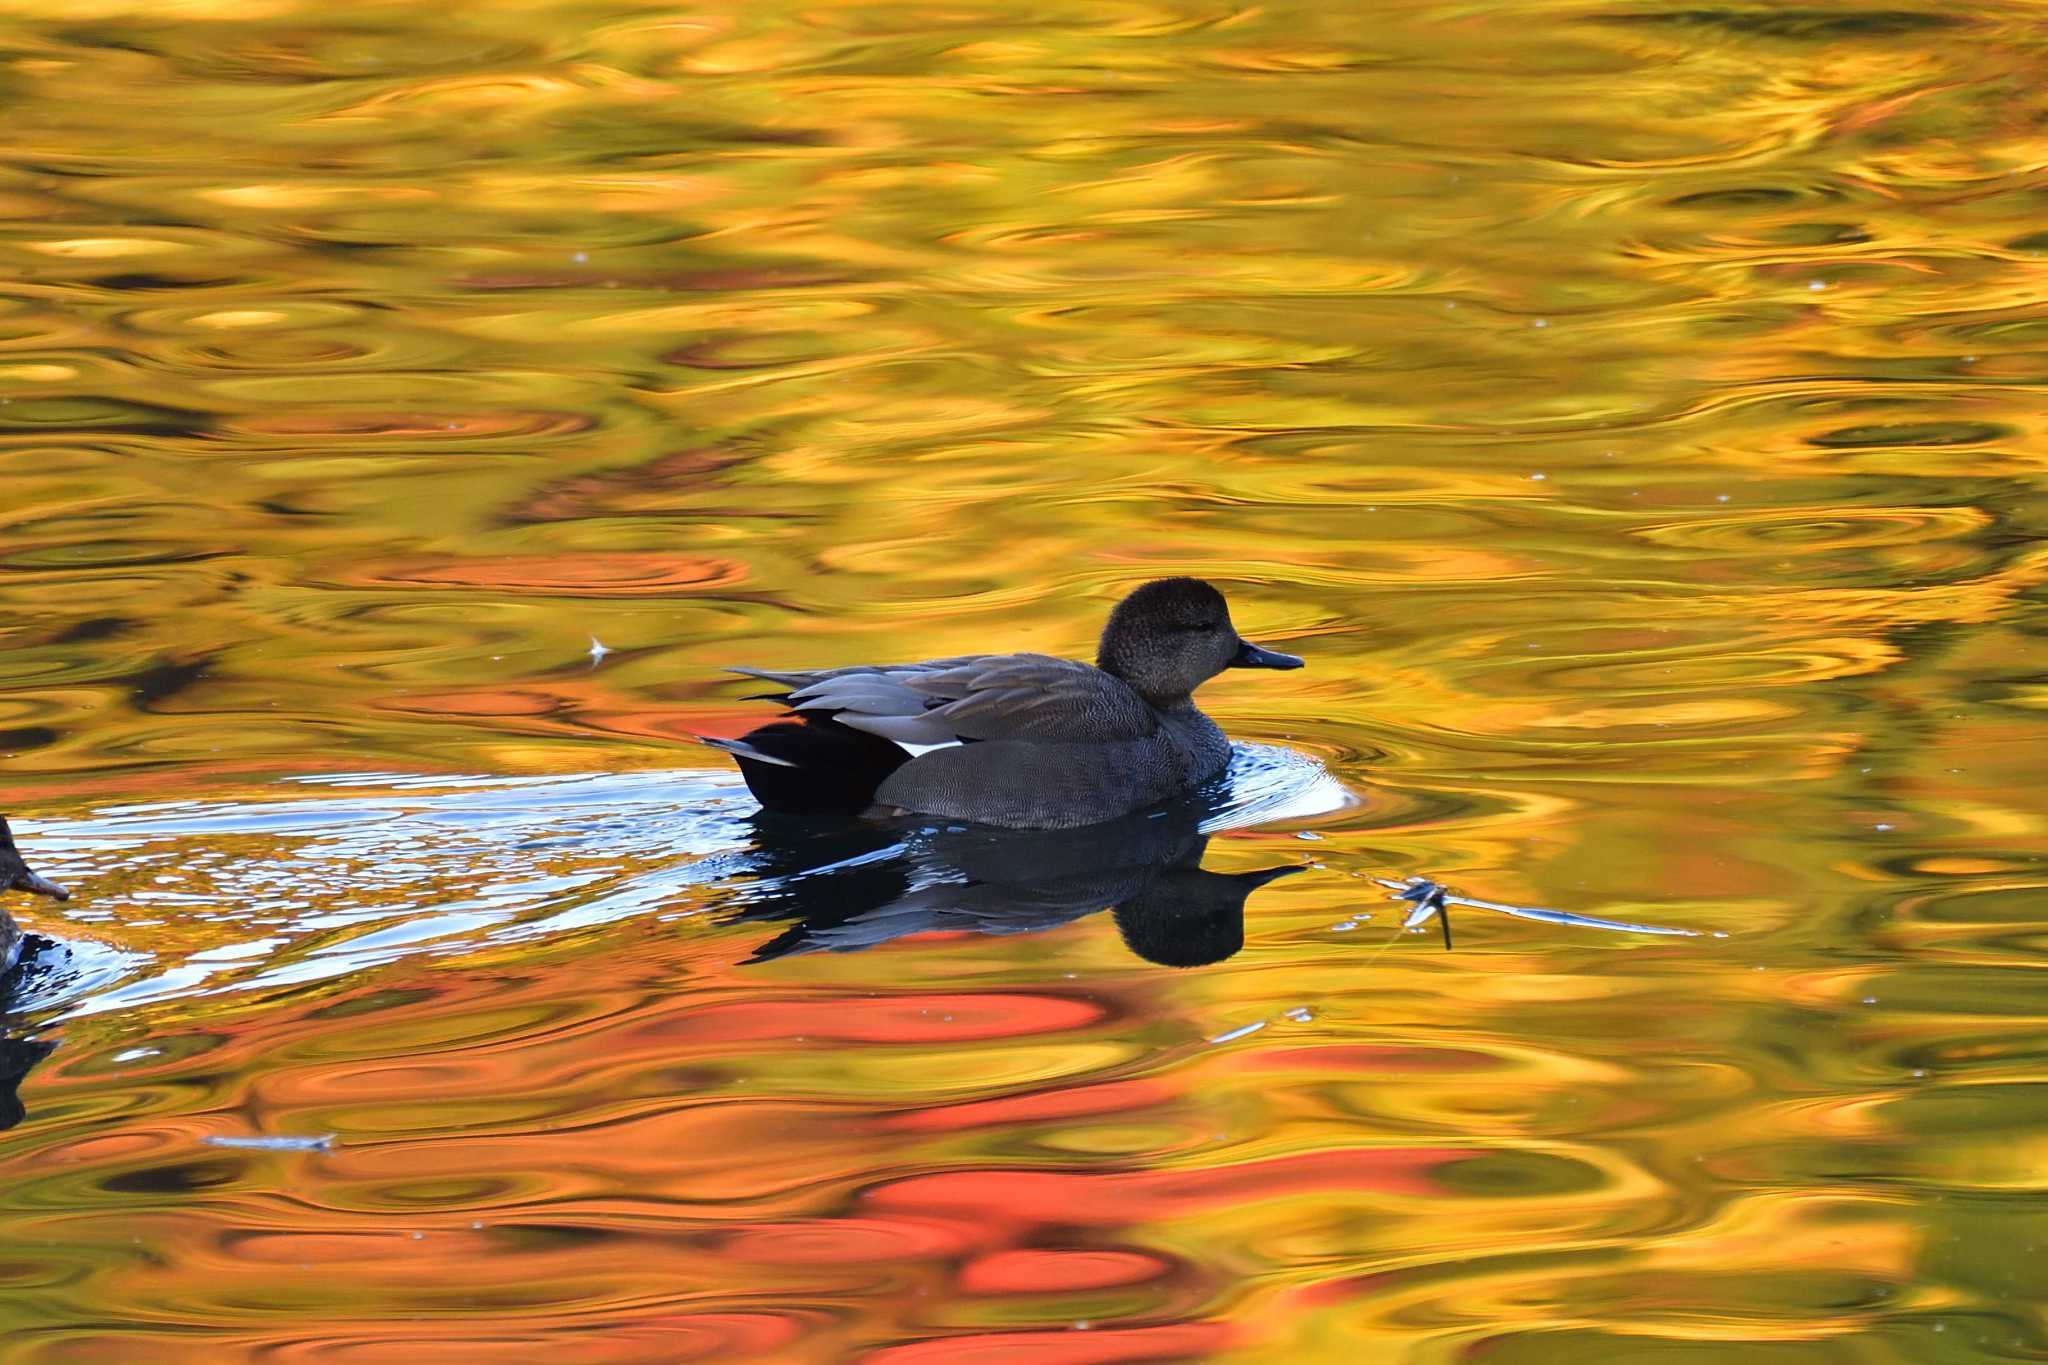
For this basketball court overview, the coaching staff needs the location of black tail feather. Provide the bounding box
[724,715,910,816]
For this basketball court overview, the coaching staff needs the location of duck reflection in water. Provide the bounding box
[0,817,68,1132]
[721,795,1303,967]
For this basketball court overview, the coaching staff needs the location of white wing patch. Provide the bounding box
[892,739,963,759]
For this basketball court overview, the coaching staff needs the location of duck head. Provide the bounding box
[0,818,68,903]
[1096,577,1304,705]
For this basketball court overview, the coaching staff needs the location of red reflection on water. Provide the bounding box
[865,1321,1233,1364]
[648,992,1107,1046]
[602,1312,817,1361]
[348,552,746,596]
[718,1215,980,1266]
[866,1147,1455,1229]
[957,1248,1172,1294]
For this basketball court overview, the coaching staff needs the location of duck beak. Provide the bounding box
[1229,638,1304,670]
[11,868,68,901]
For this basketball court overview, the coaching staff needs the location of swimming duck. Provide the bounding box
[1,817,69,976]
[707,577,1304,829]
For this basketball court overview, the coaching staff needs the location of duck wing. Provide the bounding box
[730,654,1157,747]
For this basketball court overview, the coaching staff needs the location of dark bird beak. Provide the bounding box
[11,868,68,901]
[1229,638,1304,670]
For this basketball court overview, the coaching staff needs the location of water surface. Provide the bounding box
[4,0,2048,1360]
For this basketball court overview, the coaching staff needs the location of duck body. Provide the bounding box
[872,688,1232,830]
[708,579,1303,830]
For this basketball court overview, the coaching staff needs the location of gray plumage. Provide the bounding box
[713,578,1305,829]
[732,654,1159,747]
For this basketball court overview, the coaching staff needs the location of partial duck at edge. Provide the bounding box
[706,577,1304,830]
[1,817,69,977]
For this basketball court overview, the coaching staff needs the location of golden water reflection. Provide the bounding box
[3,0,2048,1359]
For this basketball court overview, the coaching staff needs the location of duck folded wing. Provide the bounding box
[731,654,1157,746]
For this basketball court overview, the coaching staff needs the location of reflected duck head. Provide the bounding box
[1112,863,1304,968]
[1096,578,1303,706]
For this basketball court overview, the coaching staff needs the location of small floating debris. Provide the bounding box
[1370,876,1694,938]
[1207,1020,1267,1045]
[203,1134,336,1151]
[1391,878,1455,948]
[1391,877,1450,929]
